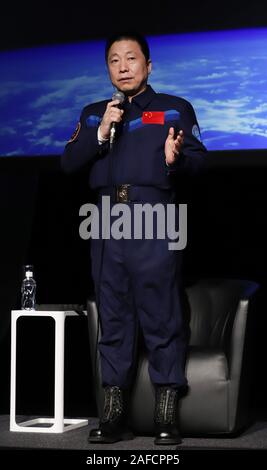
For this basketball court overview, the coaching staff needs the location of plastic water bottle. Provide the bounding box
[21,265,36,310]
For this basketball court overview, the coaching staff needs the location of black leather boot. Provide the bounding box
[88,386,133,443]
[154,386,182,445]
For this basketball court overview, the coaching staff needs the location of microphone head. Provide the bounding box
[112,90,125,105]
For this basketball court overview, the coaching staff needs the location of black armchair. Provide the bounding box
[87,278,259,435]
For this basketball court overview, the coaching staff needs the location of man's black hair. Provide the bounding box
[105,32,150,62]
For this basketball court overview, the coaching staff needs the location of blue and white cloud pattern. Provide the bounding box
[1,29,267,156]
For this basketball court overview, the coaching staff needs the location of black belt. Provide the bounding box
[97,185,175,203]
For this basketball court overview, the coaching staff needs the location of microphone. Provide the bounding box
[110,90,125,150]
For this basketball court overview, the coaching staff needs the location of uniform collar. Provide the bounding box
[130,84,156,109]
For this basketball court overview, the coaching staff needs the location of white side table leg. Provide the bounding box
[53,314,65,432]
[10,311,18,431]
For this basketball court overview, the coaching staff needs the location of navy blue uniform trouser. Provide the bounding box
[90,215,188,389]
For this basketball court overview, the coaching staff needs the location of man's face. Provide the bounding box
[107,39,152,98]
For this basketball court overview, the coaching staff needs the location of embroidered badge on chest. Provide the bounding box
[142,111,165,125]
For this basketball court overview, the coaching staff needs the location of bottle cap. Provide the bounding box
[24,264,34,278]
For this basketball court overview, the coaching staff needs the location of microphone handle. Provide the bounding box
[110,122,116,150]
[110,96,124,150]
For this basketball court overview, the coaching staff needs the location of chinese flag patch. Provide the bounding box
[142,111,165,125]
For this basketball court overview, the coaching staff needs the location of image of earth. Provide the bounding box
[1,28,267,156]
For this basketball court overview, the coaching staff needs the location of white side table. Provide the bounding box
[10,309,88,433]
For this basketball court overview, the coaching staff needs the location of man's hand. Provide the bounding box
[99,100,124,140]
[165,128,184,165]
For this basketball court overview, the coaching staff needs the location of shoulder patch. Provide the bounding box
[192,124,201,141]
[68,122,81,143]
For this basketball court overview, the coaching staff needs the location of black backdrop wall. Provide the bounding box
[1,1,267,419]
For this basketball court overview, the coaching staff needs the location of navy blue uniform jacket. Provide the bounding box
[61,85,207,189]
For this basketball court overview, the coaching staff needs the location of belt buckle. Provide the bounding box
[116,184,130,203]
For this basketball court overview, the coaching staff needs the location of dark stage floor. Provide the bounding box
[1,415,267,451]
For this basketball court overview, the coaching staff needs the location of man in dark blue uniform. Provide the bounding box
[62,32,207,445]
